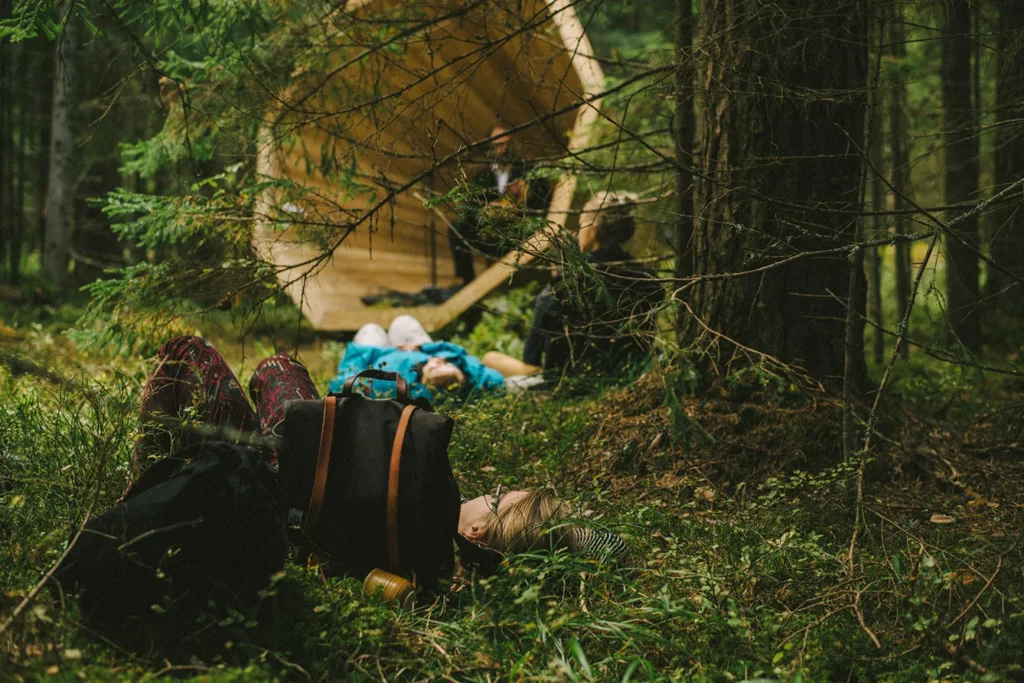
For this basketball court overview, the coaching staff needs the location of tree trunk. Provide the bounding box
[42,4,79,290]
[691,0,868,387]
[674,0,694,335]
[0,0,10,281]
[889,3,911,359]
[11,40,27,285]
[941,0,981,350]
[868,16,887,366]
[987,0,1024,315]
[36,36,54,251]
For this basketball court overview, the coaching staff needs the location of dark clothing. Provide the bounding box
[360,284,461,308]
[59,441,289,622]
[449,162,552,283]
[523,244,663,373]
[523,283,560,367]
[133,336,319,481]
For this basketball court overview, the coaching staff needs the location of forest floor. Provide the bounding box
[1,290,1023,682]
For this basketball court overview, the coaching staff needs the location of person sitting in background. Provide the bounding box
[449,124,552,286]
[523,191,663,375]
[329,315,541,401]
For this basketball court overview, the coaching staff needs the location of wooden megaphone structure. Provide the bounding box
[254,0,603,332]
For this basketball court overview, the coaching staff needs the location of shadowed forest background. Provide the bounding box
[2,0,1024,680]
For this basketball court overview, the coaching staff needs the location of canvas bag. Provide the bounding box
[280,369,461,591]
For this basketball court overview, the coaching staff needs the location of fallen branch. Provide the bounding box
[947,558,1002,629]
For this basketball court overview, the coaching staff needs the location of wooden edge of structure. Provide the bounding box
[419,0,604,330]
[257,0,605,333]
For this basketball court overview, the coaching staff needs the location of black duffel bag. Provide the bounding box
[280,370,461,592]
[53,441,289,621]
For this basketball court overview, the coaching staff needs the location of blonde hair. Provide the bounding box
[478,491,570,554]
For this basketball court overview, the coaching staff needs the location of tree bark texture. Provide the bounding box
[36,36,54,251]
[43,5,79,289]
[941,0,981,350]
[674,0,695,335]
[888,3,911,359]
[868,40,886,367]
[692,0,869,386]
[0,0,11,280]
[988,0,1024,314]
[11,40,28,285]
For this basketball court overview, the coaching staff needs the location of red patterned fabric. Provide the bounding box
[248,353,320,439]
[133,336,319,481]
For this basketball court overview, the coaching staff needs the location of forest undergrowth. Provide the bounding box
[1,292,1022,682]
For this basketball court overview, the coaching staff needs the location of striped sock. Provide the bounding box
[565,527,628,562]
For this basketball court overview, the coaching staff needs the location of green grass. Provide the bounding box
[2,291,1023,681]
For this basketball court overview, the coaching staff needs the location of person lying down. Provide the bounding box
[329,314,543,401]
[459,487,627,563]
[134,335,624,564]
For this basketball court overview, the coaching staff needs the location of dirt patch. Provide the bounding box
[569,367,1024,536]
[570,370,844,489]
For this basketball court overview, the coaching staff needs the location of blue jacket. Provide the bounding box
[327,341,505,402]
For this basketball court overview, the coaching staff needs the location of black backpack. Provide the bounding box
[53,442,289,621]
[280,370,463,592]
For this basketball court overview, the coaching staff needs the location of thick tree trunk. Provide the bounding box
[987,0,1024,315]
[889,4,911,359]
[691,0,868,387]
[674,0,694,335]
[42,5,79,290]
[941,0,981,350]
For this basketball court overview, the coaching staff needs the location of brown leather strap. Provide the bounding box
[342,369,410,402]
[303,396,337,535]
[387,404,417,573]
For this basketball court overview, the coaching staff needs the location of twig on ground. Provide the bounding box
[942,640,992,677]
[947,558,1002,629]
[848,226,941,575]
[153,663,212,678]
[268,651,312,682]
[868,510,1007,600]
[853,588,882,649]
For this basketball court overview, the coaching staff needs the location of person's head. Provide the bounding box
[461,490,570,554]
[489,124,514,160]
[577,191,638,253]
[420,356,466,389]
